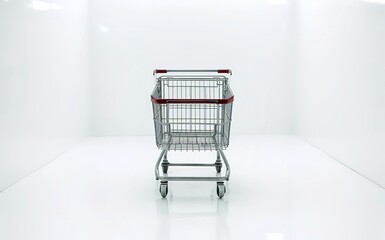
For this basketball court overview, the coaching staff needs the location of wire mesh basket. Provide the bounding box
[151,71,233,151]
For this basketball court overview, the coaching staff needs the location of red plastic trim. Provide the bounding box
[153,69,167,75]
[151,96,234,104]
[218,69,232,75]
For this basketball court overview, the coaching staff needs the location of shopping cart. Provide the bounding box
[151,69,234,198]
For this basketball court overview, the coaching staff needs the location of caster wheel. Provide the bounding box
[159,182,168,198]
[216,182,226,198]
[162,166,168,174]
[215,165,222,173]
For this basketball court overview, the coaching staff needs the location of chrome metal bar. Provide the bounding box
[163,70,224,73]
[168,163,216,167]
[159,77,227,81]
[218,149,230,180]
[158,176,228,181]
[155,149,167,180]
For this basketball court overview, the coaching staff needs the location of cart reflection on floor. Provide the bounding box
[156,197,229,240]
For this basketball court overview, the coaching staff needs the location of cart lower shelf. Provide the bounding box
[160,133,228,151]
[155,148,230,198]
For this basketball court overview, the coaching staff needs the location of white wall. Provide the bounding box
[296,0,385,187]
[89,0,297,136]
[0,0,89,191]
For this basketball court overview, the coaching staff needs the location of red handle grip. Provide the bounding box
[153,69,167,75]
[217,69,232,75]
[151,96,234,104]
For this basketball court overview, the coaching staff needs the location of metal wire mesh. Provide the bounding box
[152,75,233,151]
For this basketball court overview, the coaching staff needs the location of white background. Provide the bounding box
[88,0,297,136]
[0,0,89,190]
[1,0,385,190]
[296,0,385,186]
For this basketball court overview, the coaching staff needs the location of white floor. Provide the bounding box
[0,136,385,240]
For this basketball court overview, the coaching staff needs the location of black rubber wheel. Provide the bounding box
[216,182,226,198]
[215,165,222,173]
[160,183,168,198]
[162,166,168,174]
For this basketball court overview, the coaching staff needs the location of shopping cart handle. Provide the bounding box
[153,69,232,75]
[151,96,234,104]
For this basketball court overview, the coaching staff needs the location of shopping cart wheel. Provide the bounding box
[216,182,226,198]
[162,166,168,174]
[215,165,222,173]
[159,182,168,198]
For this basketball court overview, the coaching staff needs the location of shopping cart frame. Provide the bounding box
[151,69,234,198]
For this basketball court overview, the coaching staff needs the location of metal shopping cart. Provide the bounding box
[151,69,234,198]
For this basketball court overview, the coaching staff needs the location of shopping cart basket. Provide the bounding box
[151,69,234,198]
